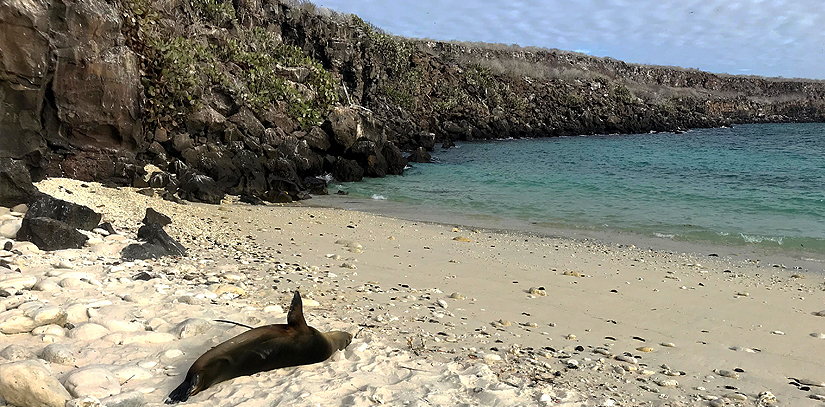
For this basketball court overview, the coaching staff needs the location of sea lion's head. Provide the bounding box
[326,331,353,351]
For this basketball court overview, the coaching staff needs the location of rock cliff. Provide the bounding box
[2,0,823,202]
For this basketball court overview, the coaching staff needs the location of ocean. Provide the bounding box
[319,123,825,267]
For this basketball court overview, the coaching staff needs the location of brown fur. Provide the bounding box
[165,291,351,403]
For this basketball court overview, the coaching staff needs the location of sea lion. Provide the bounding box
[165,291,352,403]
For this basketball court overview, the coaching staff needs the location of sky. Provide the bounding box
[314,0,825,80]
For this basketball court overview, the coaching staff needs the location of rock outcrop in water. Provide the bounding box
[1,0,823,202]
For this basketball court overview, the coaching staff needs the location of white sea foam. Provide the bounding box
[371,194,387,200]
[740,233,784,245]
[653,232,675,239]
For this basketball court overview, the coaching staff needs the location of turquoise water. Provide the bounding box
[331,123,825,257]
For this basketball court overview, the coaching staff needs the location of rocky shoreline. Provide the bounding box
[3,0,825,206]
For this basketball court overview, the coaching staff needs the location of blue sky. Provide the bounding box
[315,0,824,80]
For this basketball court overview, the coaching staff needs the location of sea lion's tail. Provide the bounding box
[165,374,199,404]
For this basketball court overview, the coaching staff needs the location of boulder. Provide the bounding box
[141,208,171,226]
[294,141,324,175]
[382,142,407,175]
[185,105,226,135]
[326,106,359,149]
[176,172,224,204]
[17,217,88,251]
[147,172,171,189]
[302,126,332,151]
[302,177,328,195]
[364,151,388,178]
[332,158,364,182]
[172,133,194,152]
[25,194,101,231]
[232,150,267,197]
[120,223,187,260]
[0,360,72,407]
[228,107,265,139]
[0,158,39,207]
[259,109,298,133]
[407,147,431,163]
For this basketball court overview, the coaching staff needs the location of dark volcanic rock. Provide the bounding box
[382,142,407,175]
[302,176,328,195]
[407,147,431,163]
[0,158,39,207]
[148,172,171,188]
[303,127,332,151]
[25,195,102,231]
[17,217,88,251]
[142,208,171,226]
[229,107,265,139]
[121,223,187,260]
[333,158,364,182]
[177,172,224,204]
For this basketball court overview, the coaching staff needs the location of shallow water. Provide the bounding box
[324,123,825,265]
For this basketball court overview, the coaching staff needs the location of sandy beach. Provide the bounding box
[1,177,824,407]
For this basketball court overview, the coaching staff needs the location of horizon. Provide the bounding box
[314,0,825,81]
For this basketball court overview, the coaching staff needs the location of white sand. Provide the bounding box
[1,178,824,406]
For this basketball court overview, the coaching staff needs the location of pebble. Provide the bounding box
[812,310,825,317]
[111,365,153,382]
[0,218,22,239]
[341,262,357,270]
[771,330,785,335]
[724,392,748,401]
[100,391,145,407]
[449,292,465,300]
[211,284,246,297]
[68,323,110,340]
[714,369,740,379]
[483,353,502,363]
[437,299,449,309]
[757,391,777,404]
[40,343,76,365]
[1,344,37,361]
[797,378,825,387]
[636,347,654,353]
[565,334,576,340]
[614,355,638,364]
[173,318,213,338]
[264,305,285,313]
[32,324,67,337]
[452,236,471,242]
[659,342,675,347]
[528,287,547,296]
[0,360,72,407]
[0,311,38,334]
[562,271,583,277]
[65,303,90,324]
[811,332,825,339]
[0,275,37,291]
[63,366,121,398]
[653,378,678,387]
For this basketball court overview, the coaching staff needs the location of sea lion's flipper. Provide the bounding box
[287,291,306,327]
[165,372,201,404]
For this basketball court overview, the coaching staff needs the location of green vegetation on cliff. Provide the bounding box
[121,0,336,130]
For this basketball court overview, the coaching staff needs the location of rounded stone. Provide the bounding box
[0,360,72,407]
[62,366,121,399]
